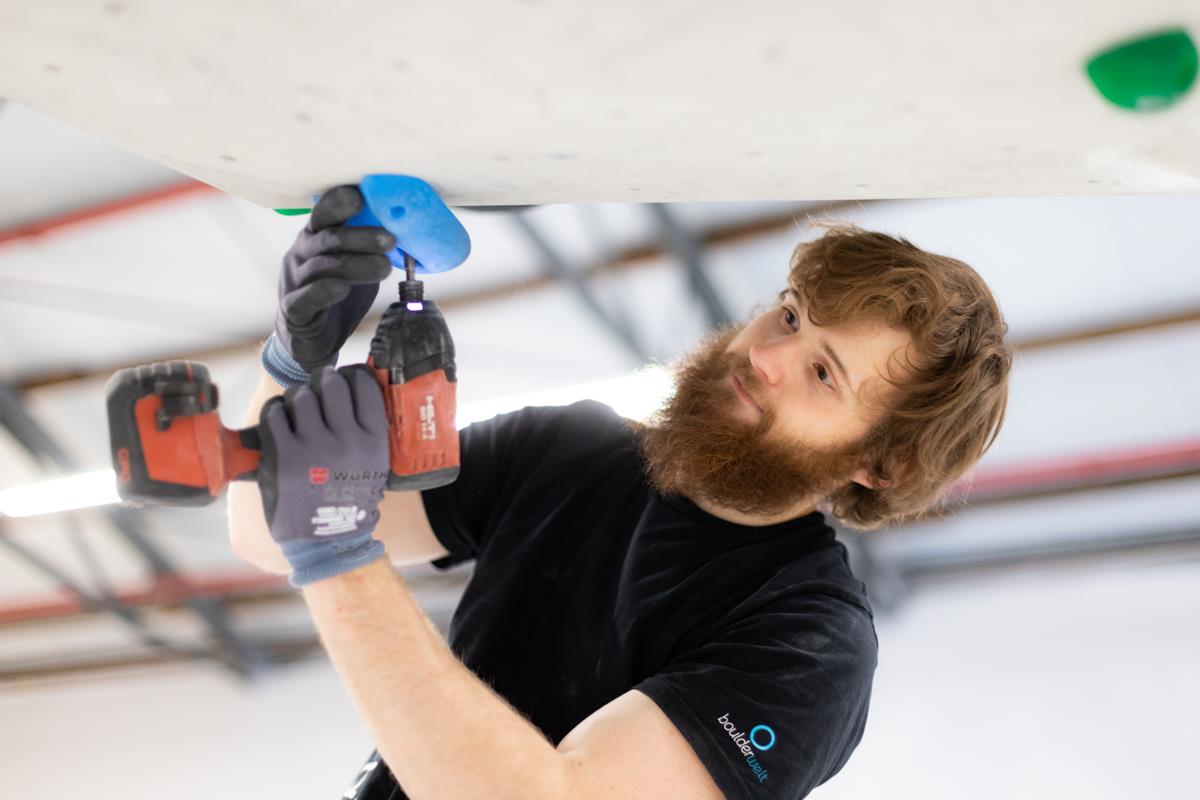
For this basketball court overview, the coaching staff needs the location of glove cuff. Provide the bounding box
[280,533,386,587]
[261,333,329,388]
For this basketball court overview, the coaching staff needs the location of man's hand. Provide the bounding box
[257,365,390,586]
[275,186,396,372]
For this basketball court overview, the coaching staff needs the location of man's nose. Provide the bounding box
[747,344,783,385]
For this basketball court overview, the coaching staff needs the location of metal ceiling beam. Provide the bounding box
[0,571,466,683]
[0,568,288,625]
[511,211,649,363]
[936,437,1200,508]
[648,204,733,330]
[0,383,74,464]
[14,197,1200,393]
[0,179,212,248]
[13,199,854,390]
[0,522,205,661]
[849,520,1200,614]
[0,635,322,687]
[0,564,467,629]
[1014,306,1200,352]
[0,379,264,678]
[894,523,1200,580]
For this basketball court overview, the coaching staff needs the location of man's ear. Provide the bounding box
[850,467,892,491]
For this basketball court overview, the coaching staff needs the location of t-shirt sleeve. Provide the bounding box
[420,400,619,569]
[635,594,878,800]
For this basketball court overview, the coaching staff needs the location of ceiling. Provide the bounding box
[1,1,1197,208]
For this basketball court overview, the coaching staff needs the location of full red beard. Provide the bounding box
[636,326,869,518]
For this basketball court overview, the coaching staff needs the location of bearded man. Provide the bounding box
[229,186,1012,799]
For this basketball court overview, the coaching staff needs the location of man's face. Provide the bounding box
[639,291,914,518]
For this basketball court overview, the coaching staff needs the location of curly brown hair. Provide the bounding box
[790,221,1013,530]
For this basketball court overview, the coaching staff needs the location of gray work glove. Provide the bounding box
[274,186,396,372]
[258,365,390,586]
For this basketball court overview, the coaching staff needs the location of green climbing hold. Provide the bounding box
[1085,28,1197,111]
[273,208,312,216]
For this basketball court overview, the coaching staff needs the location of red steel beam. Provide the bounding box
[949,436,1200,502]
[0,569,286,625]
[2,435,1200,625]
[0,180,215,248]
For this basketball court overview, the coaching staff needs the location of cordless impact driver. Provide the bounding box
[105,175,470,505]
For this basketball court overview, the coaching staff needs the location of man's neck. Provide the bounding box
[686,494,819,527]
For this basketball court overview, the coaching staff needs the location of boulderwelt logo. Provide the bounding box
[715,712,775,785]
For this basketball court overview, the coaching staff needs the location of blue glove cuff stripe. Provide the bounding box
[281,535,386,587]
[262,333,329,388]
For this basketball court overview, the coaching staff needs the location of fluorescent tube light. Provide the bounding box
[0,469,122,518]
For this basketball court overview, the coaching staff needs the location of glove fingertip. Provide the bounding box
[338,364,386,433]
[375,258,396,280]
[260,396,288,436]
[374,229,396,251]
[358,366,388,417]
[310,363,340,388]
[259,394,281,421]
[310,185,365,232]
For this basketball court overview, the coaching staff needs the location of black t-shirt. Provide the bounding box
[383,400,877,799]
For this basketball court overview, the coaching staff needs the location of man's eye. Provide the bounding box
[815,364,834,388]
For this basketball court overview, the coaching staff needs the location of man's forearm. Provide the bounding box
[226,368,290,573]
[301,558,571,800]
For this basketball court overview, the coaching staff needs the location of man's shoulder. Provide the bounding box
[489,399,637,451]
[761,538,877,632]
[526,398,630,428]
[464,399,642,484]
[732,559,879,680]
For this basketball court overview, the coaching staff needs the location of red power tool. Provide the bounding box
[106,261,459,505]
